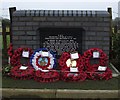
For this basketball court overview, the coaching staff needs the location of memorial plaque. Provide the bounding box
[39,28,83,57]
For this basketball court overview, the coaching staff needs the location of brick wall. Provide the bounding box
[12,10,111,56]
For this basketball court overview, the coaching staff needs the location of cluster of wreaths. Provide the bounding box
[30,48,59,82]
[82,48,112,80]
[8,46,35,80]
[7,43,112,82]
[59,52,87,81]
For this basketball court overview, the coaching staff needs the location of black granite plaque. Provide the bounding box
[39,28,83,56]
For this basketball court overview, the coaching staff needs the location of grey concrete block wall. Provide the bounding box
[12,10,111,56]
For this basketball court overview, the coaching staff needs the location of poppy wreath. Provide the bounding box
[34,70,60,83]
[10,64,35,80]
[87,65,112,80]
[83,48,108,69]
[83,48,112,80]
[30,48,59,82]
[59,52,87,81]
[10,47,33,66]
[10,47,34,80]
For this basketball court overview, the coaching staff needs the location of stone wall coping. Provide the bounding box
[13,10,110,17]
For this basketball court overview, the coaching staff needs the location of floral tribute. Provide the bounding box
[10,65,34,80]
[59,52,87,81]
[7,43,112,82]
[30,48,60,82]
[9,46,35,80]
[10,47,33,66]
[82,48,112,80]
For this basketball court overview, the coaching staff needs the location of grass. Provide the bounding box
[0,35,10,49]
[0,35,2,49]
[6,35,10,48]
[2,75,119,90]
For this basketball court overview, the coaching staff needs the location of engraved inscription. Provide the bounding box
[43,35,79,55]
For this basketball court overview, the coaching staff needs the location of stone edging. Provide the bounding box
[110,63,120,77]
[1,88,119,99]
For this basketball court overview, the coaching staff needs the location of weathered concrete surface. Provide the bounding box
[56,90,119,99]
[2,88,56,98]
[1,88,119,99]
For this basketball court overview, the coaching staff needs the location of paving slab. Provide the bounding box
[2,88,56,99]
[56,90,119,99]
[1,88,119,99]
